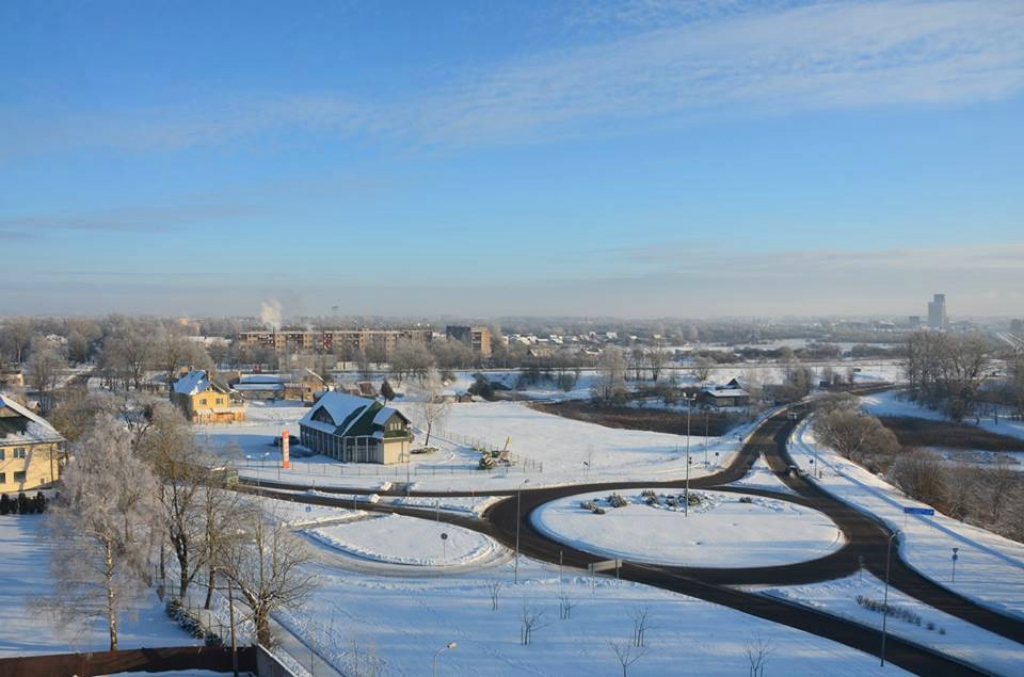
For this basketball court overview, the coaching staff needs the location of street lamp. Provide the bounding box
[951,547,959,583]
[514,479,530,584]
[684,394,694,516]
[432,641,457,677]
[880,529,901,668]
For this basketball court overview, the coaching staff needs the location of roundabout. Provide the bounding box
[532,489,845,568]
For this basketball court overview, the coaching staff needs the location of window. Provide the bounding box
[216,398,223,405]
[14,448,26,459]
[13,471,26,483]
[0,449,5,461]
[0,472,5,484]
[200,398,208,406]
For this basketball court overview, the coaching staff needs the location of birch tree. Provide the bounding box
[47,416,162,651]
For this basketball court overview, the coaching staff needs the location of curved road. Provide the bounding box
[240,391,1022,675]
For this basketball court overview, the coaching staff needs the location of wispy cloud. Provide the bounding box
[2,0,1022,156]
[0,204,259,238]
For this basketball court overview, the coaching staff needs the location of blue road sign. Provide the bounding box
[903,507,935,516]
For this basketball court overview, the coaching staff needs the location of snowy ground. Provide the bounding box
[305,514,500,567]
[0,516,196,657]
[533,489,843,568]
[277,555,912,677]
[727,454,797,494]
[199,400,747,492]
[862,390,1024,441]
[760,573,1024,676]
[789,419,1024,620]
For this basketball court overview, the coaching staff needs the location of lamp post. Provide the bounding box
[514,479,530,584]
[684,394,693,516]
[432,641,457,677]
[703,406,709,467]
[951,547,959,582]
[880,529,901,668]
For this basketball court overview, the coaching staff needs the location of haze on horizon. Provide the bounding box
[2,1,1022,319]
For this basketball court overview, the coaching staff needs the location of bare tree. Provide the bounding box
[487,579,501,611]
[137,403,208,598]
[648,341,669,383]
[46,416,162,650]
[415,370,451,447]
[519,599,546,645]
[153,329,213,395]
[629,605,651,647]
[610,638,646,677]
[0,317,34,364]
[557,591,577,620]
[26,337,66,411]
[201,478,248,610]
[691,356,714,384]
[746,633,775,677]
[592,347,627,405]
[220,510,318,646]
[389,338,434,384]
[628,346,646,382]
[888,449,947,508]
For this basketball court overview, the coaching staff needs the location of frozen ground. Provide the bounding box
[862,390,1024,441]
[533,489,843,568]
[306,514,500,566]
[200,400,746,492]
[761,573,1024,676]
[789,419,1024,620]
[0,516,196,657]
[727,454,797,494]
[277,555,912,677]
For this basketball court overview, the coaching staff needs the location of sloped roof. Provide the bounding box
[299,392,406,439]
[703,387,751,399]
[0,393,64,444]
[173,370,211,396]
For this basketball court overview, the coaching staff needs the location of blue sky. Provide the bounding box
[2,0,1023,319]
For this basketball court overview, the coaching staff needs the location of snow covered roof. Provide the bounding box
[703,388,750,399]
[173,370,211,396]
[238,374,285,385]
[0,393,64,445]
[300,392,407,439]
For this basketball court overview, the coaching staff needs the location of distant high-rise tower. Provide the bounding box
[927,294,948,330]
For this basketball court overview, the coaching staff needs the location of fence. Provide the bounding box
[429,425,544,473]
[0,646,256,677]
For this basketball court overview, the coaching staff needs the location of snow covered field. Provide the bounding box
[0,516,195,657]
[533,489,844,568]
[862,390,1024,441]
[278,556,912,677]
[761,573,1024,676]
[306,514,500,566]
[199,399,745,492]
[789,419,1024,620]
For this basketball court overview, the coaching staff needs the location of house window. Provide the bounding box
[200,398,208,406]
[14,448,26,459]
[13,471,26,483]
[216,398,223,405]
[0,449,4,461]
[0,472,5,484]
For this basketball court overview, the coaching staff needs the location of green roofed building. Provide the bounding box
[298,392,413,464]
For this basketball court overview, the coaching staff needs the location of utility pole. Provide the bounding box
[514,478,530,583]
[880,530,900,668]
[685,394,693,516]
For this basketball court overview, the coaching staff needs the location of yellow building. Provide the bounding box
[0,394,65,494]
[172,370,246,424]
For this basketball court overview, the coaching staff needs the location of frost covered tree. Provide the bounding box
[219,510,318,646]
[137,403,208,598]
[46,416,162,650]
[26,337,66,411]
[415,370,451,447]
[592,347,627,405]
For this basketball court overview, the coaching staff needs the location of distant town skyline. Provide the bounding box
[2,1,1023,317]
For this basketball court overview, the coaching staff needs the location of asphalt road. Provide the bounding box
[240,388,1022,675]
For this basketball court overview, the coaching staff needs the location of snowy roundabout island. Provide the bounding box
[305,513,504,567]
[533,489,845,568]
